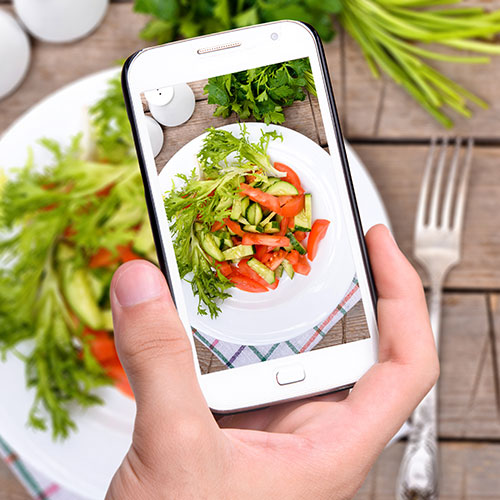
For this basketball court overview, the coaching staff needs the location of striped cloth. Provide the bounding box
[194,276,361,369]
[0,278,361,499]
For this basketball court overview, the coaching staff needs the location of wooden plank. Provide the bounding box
[352,144,500,290]
[0,4,150,135]
[0,460,30,499]
[439,294,500,439]
[354,441,500,499]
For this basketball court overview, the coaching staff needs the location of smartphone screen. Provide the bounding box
[135,55,373,376]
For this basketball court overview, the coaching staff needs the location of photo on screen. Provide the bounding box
[139,57,370,374]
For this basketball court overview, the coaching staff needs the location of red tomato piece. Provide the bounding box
[238,259,273,289]
[267,277,279,290]
[231,236,242,246]
[294,231,307,242]
[228,271,268,293]
[307,219,330,261]
[89,248,117,268]
[117,244,141,263]
[241,234,290,247]
[239,183,280,213]
[224,218,245,237]
[279,217,289,236]
[211,220,225,232]
[96,183,114,197]
[286,250,300,266]
[265,249,286,271]
[288,217,295,229]
[293,255,311,275]
[276,194,305,217]
[215,260,233,277]
[273,162,304,194]
[255,245,268,261]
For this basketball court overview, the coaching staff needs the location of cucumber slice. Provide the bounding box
[286,230,307,255]
[216,196,233,212]
[275,264,284,278]
[246,202,263,225]
[248,258,275,284]
[194,222,204,233]
[263,221,280,234]
[230,198,243,221]
[223,245,254,261]
[294,193,312,231]
[238,216,250,226]
[265,181,299,196]
[260,211,276,226]
[282,259,295,279]
[61,266,103,331]
[200,233,225,261]
[243,225,264,233]
[101,309,114,331]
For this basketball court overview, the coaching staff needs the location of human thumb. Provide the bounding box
[110,260,211,428]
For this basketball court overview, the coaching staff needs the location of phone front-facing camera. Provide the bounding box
[271,32,278,41]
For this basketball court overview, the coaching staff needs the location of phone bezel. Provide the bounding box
[122,20,379,412]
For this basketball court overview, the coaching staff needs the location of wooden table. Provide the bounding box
[1,1,500,498]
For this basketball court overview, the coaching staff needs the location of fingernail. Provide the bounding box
[114,263,165,307]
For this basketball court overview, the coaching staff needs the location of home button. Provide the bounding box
[276,365,306,386]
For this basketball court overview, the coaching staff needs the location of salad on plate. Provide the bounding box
[164,125,330,319]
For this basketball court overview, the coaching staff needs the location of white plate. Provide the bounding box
[0,69,389,499]
[160,123,355,345]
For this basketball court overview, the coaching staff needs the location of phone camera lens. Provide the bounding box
[271,32,278,41]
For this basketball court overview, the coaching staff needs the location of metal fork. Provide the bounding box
[396,137,474,500]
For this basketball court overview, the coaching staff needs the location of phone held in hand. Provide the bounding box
[122,21,378,413]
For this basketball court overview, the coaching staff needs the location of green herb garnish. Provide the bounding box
[204,58,316,125]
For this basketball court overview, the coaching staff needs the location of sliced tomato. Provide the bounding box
[96,183,114,197]
[241,233,290,247]
[286,249,300,266]
[224,218,245,237]
[294,231,307,242]
[279,217,289,236]
[239,183,280,213]
[215,260,233,277]
[307,219,330,261]
[276,194,305,217]
[63,225,77,238]
[231,236,242,245]
[268,277,279,290]
[288,217,295,229]
[255,245,268,261]
[117,244,141,263]
[265,249,286,271]
[228,271,268,293]
[293,255,311,275]
[273,162,304,194]
[211,220,225,232]
[238,259,273,289]
[89,248,117,268]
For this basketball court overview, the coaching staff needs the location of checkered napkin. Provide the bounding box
[193,276,361,369]
[0,278,361,500]
[0,435,87,500]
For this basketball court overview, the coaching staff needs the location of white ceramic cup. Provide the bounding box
[144,115,164,158]
[145,84,195,127]
[0,11,31,101]
[14,0,109,43]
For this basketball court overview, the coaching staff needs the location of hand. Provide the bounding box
[106,224,439,500]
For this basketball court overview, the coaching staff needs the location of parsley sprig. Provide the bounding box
[205,58,317,125]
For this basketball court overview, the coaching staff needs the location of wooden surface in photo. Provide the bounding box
[1,0,500,497]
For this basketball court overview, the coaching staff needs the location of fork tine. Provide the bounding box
[429,137,448,227]
[415,137,437,230]
[441,137,462,228]
[452,137,474,234]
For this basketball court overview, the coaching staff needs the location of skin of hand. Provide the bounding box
[106,224,439,500]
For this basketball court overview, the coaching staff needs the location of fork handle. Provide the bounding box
[396,284,442,500]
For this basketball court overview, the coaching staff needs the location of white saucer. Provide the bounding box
[0,11,31,100]
[14,0,109,43]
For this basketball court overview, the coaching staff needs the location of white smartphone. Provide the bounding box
[122,21,379,413]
